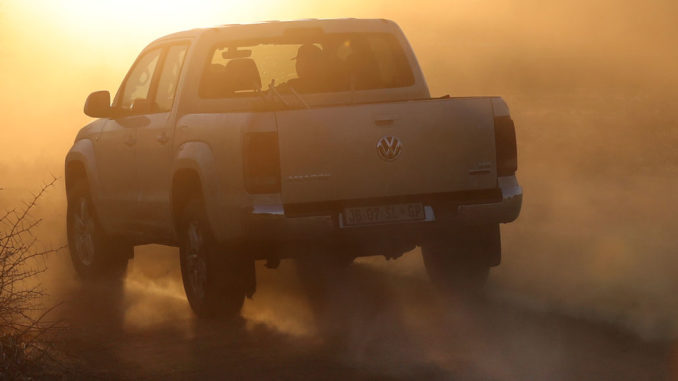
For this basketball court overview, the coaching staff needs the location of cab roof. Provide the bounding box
[152,18,400,44]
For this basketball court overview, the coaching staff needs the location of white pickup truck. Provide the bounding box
[65,18,522,317]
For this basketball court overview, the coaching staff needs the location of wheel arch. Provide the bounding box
[65,160,87,192]
[171,141,244,242]
[65,139,100,198]
[171,168,203,232]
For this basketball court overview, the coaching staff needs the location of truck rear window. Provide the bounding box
[199,32,415,98]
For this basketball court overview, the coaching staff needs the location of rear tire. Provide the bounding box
[179,197,251,318]
[67,180,130,280]
[421,224,500,300]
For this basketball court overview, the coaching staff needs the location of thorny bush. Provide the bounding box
[0,178,61,379]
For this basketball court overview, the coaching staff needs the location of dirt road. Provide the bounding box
[48,246,675,380]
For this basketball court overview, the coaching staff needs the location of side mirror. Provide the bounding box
[84,91,112,118]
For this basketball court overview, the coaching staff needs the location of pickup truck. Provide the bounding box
[65,18,522,317]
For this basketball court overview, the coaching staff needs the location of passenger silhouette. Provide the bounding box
[283,44,328,93]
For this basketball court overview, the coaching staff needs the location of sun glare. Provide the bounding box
[25,0,289,44]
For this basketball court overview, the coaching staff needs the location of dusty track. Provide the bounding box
[49,247,674,380]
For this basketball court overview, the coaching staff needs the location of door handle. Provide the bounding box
[156,132,169,145]
[124,135,136,147]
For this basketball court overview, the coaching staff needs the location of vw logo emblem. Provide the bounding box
[376,136,402,161]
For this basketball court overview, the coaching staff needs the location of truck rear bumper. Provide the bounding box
[455,175,522,224]
[241,175,522,245]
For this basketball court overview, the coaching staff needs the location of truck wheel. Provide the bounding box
[421,225,500,300]
[67,180,130,280]
[179,197,249,318]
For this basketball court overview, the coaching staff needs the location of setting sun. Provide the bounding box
[44,0,284,32]
[16,0,290,46]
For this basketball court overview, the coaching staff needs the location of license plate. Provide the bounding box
[342,203,425,227]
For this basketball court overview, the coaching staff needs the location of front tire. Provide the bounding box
[179,197,251,318]
[421,224,500,299]
[67,180,130,280]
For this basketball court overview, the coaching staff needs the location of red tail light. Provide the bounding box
[494,116,517,176]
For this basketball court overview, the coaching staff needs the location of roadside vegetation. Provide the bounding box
[0,178,62,379]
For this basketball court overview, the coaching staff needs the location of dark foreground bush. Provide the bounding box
[0,179,62,380]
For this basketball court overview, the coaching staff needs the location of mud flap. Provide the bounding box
[485,224,502,267]
[242,257,256,298]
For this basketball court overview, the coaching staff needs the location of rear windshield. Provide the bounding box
[199,32,415,98]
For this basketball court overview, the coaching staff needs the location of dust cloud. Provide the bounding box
[1,0,678,377]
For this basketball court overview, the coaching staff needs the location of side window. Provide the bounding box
[155,44,188,112]
[119,49,162,112]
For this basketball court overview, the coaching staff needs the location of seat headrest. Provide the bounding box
[200,64,226,98]
[223,58,262,93]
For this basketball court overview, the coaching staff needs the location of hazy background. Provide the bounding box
[1,0,678,342]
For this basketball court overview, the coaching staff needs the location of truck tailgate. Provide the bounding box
[275,98,497,206]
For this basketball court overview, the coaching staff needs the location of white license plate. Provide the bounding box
[342,203,425,227]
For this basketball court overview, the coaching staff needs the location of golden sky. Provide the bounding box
[1,0,676,166]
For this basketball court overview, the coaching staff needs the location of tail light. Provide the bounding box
[243,131,281,194]
[494,116,518,176]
